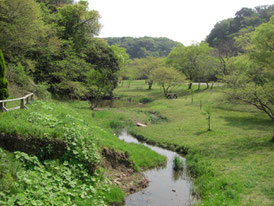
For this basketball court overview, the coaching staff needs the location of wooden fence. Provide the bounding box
[0,93,34,112]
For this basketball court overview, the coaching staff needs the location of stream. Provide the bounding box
[118,130,195,206]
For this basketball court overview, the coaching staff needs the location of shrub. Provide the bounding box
[34,83,51,100]
[109,120,123,129]
[0,50,9,100]
[5,63,37,97]
[139,97,153,104]
[52,81,89,100]
[173,155,184,171]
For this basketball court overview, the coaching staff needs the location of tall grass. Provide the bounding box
[173,156,184,171]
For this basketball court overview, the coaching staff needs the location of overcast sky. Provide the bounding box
[88,0,273,45]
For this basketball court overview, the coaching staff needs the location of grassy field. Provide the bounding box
[95,80,273,205]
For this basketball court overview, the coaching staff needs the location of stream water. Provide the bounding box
[118,130,195,206]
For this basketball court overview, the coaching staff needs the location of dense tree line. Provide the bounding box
[206,5,274,58]
[0,0,272,120]
[104,37,179,59]
[0,0,121,102]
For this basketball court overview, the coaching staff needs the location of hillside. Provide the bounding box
[0,99,166,205]
[206,4,274,56]
[104,36,180,59]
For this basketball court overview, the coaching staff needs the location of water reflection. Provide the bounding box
[172,170,185,181]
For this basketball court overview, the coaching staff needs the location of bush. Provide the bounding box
[34,83,51,100]
[109,120,123,129]
[6,63,36,97]
[173,155,184,171]
[139,97,153,104]
[52,81,89,100]
[0,50,9,100]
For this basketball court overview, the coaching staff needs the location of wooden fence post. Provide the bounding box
[20,98,25,109]
[0,102,8,112]
[1,93,33,112]
[0,102,4,112]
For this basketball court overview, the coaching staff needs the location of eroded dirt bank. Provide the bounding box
[102,147,149,195]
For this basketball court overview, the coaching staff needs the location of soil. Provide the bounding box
[101,148,149,195]
[0,133,66,159]
[103,159,149,195]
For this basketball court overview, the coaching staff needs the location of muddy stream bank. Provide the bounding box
[118,130,195,206]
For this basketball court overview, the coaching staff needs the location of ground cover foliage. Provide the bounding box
[100,80,273,206]
[0,100,166,205]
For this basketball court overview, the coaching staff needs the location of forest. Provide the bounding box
[104,36,179,59]
[0,0,273,205]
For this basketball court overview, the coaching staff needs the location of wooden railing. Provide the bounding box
[0,93,34,112]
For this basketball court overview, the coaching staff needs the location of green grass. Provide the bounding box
[173,155,184,171]
[101,80,274,205]
[0,93,166,205]
[1,80,273,205]
[0,100,166,170]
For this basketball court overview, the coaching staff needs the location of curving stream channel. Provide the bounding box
[118,130,195,206]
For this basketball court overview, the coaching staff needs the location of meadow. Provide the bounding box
[98,80,273,205]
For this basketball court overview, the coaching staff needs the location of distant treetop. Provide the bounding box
[104,37,180,59]
[205,4,274,57]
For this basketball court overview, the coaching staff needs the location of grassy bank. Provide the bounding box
[99,80,273,205]
[0,98,166,205]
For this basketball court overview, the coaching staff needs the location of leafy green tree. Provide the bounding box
[49,44,91,99]
[225,16,274,124]
[167,42,217,89]
[84,38,120,98]
[152,66,184,97]
[206,5,274,58]
[36,0,73,6]
[85,69,112,110]
[110,44,131,82]
[0,50,9,100]
[57,1,101,52]
[0,0,44,62]
[133,57,163,89]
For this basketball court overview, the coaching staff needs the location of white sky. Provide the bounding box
[88,0,273,45]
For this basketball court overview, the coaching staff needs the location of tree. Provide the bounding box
[85,69,112,110]
[0,50,9,100]
[202,103,213,131]
[225,16,274,124]
[0,0,44,62]
[84,38,120,98]
[152,66,184,97]
[133,57,164,89]
[110,44,131,82]
[206,5,274,62]
[57,1,101,52]
[167,42,217,89]
[36,0,73,6]
[104,36,179,59]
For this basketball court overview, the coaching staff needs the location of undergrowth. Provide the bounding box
[0,99,166,205]
[0,101,122,205]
